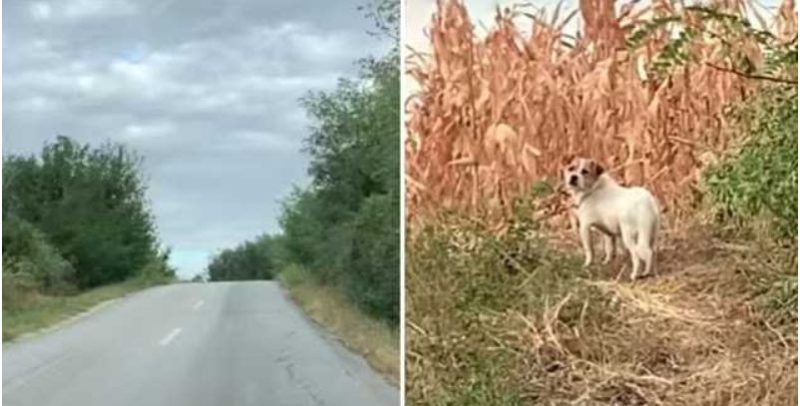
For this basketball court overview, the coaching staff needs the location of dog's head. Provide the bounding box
[562,156,605,193]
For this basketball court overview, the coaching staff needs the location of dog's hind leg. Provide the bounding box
[637,242,654,277]
[638,223,657,277]
[602,234,616,264]
[620,226,640,280]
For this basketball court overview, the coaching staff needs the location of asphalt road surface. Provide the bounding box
[3,281,398,406]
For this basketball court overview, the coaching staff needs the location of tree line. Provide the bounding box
[206,234,279,281]
[3,136,173,306]
[207,0,399,323]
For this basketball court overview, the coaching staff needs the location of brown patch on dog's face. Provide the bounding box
[588,160,605,177]
[563,157,605,192]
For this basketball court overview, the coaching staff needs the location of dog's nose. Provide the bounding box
[569,175,578,185]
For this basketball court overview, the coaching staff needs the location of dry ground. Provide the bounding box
[406,217,797,405]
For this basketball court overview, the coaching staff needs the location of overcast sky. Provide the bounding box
[3,0,389,279]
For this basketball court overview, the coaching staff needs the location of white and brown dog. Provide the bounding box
[562,157,660,280]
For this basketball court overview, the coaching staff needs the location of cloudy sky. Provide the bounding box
[4,0,389,279]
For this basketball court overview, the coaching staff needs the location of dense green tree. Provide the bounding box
[3,136,170,289]
[207,234,277,281]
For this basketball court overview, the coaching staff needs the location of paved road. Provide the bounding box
[3,282,398,406]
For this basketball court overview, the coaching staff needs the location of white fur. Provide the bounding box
[565,160,660,280]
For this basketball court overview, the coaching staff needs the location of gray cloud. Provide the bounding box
[4,0,389,278]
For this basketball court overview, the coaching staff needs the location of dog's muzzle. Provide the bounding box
[568,175,578,186]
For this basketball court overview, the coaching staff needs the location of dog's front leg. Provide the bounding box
[602,234,616,264]
[569,213,579,234]
[579,223,593,267]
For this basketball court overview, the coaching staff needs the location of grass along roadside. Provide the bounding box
[3,275,172,342]
[278,264,400,385]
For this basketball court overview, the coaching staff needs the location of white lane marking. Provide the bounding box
[159,328,183,347]
[192,300,205,310]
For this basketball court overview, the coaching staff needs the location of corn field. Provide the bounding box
[405,0,797,227]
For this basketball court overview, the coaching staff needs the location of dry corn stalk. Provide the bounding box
[405,0,797,226]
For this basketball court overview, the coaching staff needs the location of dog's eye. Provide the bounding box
[568,166,576,171]
[580,169,589,175]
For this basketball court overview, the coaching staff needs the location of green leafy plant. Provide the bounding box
[2,216,76,296]
[628,5,797,84]
[704,87,798,240]
[277,263,315,288]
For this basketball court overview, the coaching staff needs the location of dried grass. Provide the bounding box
[405,0,797,226]
[405,215,797,405]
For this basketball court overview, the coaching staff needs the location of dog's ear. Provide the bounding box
[591,160,605,176]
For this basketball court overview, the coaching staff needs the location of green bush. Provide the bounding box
[406,205,590,404]
[702,86,797,334]
[704,87,798,240]
[3,264,41,311]
[347,193,400,322]
[759,272,798,327]
[2,216,75,295]
[277,263,316,288]
[137,255,177,284]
